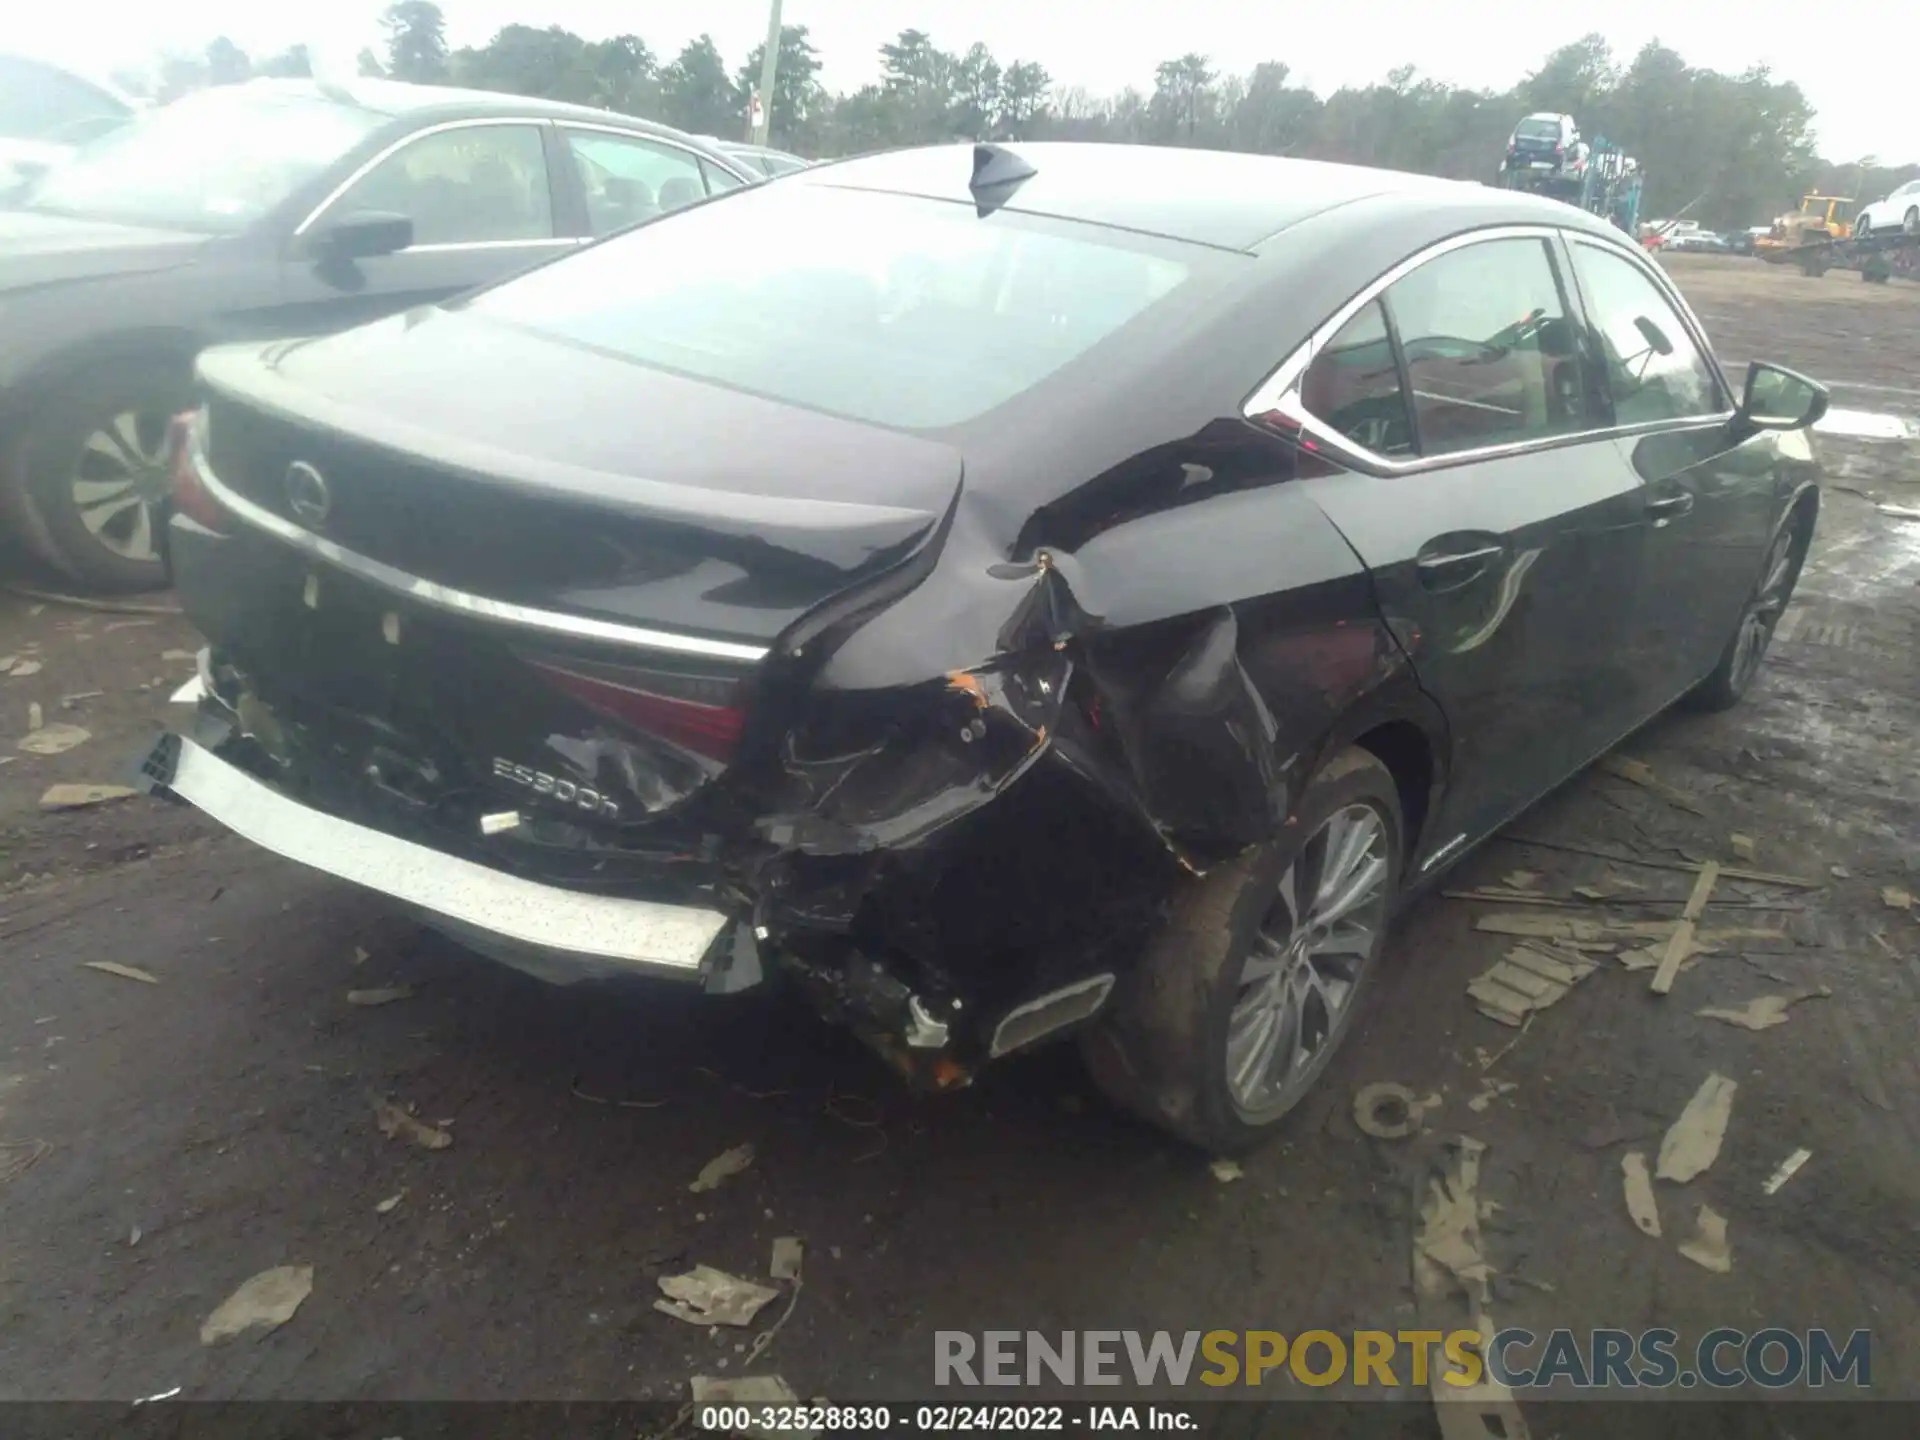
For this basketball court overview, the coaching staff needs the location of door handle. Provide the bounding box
[1415,543,1503,590]
[1645,492,1695,521]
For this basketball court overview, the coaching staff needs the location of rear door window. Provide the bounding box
[564,128,715,234]
[1381,237,1594,455]
[1566,241,1723,426]
[1298,300,1414,457]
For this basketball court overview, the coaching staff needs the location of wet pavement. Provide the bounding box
[2,256,1917,1416]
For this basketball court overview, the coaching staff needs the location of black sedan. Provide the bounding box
[145,142,1825,1153]
[0,76,756,592]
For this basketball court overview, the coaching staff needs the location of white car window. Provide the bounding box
[338,123,553,245]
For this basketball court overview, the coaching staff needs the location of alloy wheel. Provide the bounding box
[69,410,173,563]
[1730,526,1798,691]
[1225,802,1391,1119]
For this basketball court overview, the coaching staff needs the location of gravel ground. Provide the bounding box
[2,255,1917,1422]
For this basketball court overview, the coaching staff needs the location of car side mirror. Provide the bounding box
[308,209,413,263]
[1737,362,1829,433]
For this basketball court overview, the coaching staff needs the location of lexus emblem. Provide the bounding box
[285,461,331,527]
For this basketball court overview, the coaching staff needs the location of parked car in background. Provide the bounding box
[712,139,810,177]
[0,76,755,592]
[0,53,138,195]
[150,142,1826,1153]
[1854,178,1920,237]
[1666,229,1730,253]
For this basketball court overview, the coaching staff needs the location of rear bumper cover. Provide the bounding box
[140,730,734,982]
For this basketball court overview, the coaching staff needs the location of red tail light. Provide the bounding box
[529,659,746,763]
[168,408,227,532]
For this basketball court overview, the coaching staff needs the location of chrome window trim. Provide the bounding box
[556,120,757,189]
[293,116,558,240]
[1240,224,1735,476]
[191,449,770,665]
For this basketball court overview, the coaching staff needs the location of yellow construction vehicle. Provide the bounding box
[1756,194,1856,261]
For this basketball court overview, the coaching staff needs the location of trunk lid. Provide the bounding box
[196,309,962,645]
[185,312,963,835]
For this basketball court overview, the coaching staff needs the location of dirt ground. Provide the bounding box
[2,256,1918,1420]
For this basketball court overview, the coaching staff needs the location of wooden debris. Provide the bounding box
[40,783,138,811]
[1677,1205,1732,1273]
[1446,888,1587,909]
[1618,943,1701,975]
[1697,987,1830,1031]
[19,722,90,755]
[1651,861,1719,995]
[1763,1148,1812,1196]
[1597,754,1708,815]
[371,1096,452,1151]
[656,1265,779,1327]
[1496,834,1821,888]
[1729,834,1756,861]
[1468,943,1599,1027]
[1413,1137,1493,1308]
[1621,1152,1661,1237]
[1883,886,1914,911]
[1452,887,1792,912]
[690,1143,755,1194]
[200,1265,314,1344]
[1656,1073,1737,1183]
[770,1237,805,1281]
[84,960,159,985]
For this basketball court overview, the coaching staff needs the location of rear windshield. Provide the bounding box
[1515,119,1561,140]
[465,183,1205,430]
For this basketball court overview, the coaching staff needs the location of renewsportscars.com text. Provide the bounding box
[934,1329,1871,1390]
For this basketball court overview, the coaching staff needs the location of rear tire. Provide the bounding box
[1905,207,1919,235]
[1685,512,1809,713]
[13,359,191,593]
[1080,747,1403,1155]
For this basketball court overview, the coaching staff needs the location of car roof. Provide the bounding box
[228,76,716,146]
[794,142,1558,252]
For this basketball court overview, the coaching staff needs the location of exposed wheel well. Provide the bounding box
[1351,720,1434,863]
[8,333,199,423]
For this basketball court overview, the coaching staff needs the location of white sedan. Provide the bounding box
[1855,178,1920,238]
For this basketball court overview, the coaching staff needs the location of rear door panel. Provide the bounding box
[1272,228,1651,856]
[1304,448,1646,850]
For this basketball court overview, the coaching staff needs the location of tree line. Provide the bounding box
[117,2,1917,233]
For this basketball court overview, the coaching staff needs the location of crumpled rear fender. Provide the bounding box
[762,440,1447,872]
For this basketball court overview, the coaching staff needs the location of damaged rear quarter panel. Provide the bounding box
[788,426,1447,876]
[1057,463,1447,867]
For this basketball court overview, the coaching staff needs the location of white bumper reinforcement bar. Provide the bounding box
[160,735,731,974]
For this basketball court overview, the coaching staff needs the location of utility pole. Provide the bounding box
[751,0,783,146]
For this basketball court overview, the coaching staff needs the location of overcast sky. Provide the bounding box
[13,0,1913,163]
